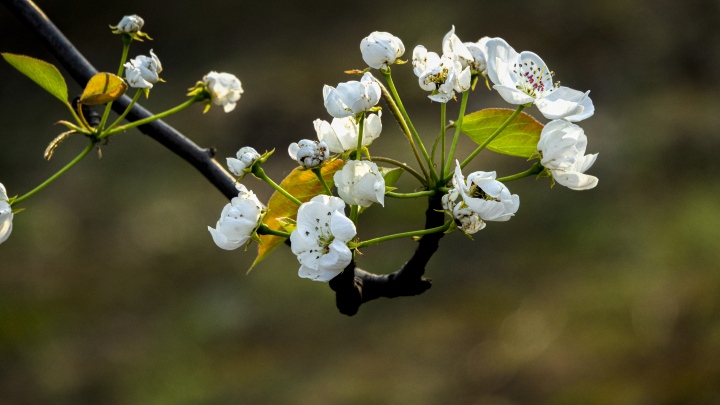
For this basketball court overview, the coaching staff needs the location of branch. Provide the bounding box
[5,0,447,316]
[2,0,238,200]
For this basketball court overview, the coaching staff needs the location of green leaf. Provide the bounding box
[378,167,403,187]
[2,53,68,103]
[251,159,345,271]
[461,108,544,158]
[80,73,127,105]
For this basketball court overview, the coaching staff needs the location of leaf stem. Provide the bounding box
[363,156,426,185]
[257,224,290,238]
[104,95,201,137]
[457,105,525,172]
[11,141,95,206]
[445,90,469,177]
[100,89,142,137]
[377,81,429,181]
[353,220,452,249]
[312,167,333,196]
[440,102,446,180]
[386,190,436,199]
[97,37,132,133]
[380,67,438,183]
[252,166,302,206]
[496,162,544,182]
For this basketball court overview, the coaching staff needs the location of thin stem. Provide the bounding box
[445,90,469,177]
[380,68,438,183]
[11,141,95,206]
[104,95,200,137]
[386,190,436,199]
[257,224,290,238]
[438,186,453,193]
[440,102,446,179]
[101,89,142,137]
[65,102,88,130]
[349,205,358,225]
[98,37,132,133]
[458,105,525,171]
[354,220,452,249]
[496,162,544,182]
[363,156,426,185]
[312,168,333,195]
[356,112,365,157]
[377,81,429,181]
[252,166,302,206]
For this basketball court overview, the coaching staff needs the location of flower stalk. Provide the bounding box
[445,90,469,177]
[496,162,544,182]
[257,224,290,238]
[352,220,452,249]
[251,165,302,206]
[312,167,333,196]
[386,190,436,199]
[103,94,202,137]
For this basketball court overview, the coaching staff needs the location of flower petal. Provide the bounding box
[493,84,536,105]
[535,87,590,120]
[552,170,598,190]
[330,210,356,242]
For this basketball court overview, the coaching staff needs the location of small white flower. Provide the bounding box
[124,50,162,88]
[485,38,594,121]
[333,160,385,207]
[452,161,519,222]
[412,46,471,103]
[288,139,329,169]
[442,189,486,235]
[441,26,490,75]
[360,31,405,70]
[203,72,243,113]
[323,72,381,118]
[290,195,357,282]
[0,183,13,245]
[227,147,261,176]
[313,112,382,154]
[114,15,144,33]
[208,184,263,251]
[536,120,598,190]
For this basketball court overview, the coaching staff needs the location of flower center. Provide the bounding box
[513,61,560,98]
[318,230,335,253]
[468,184,500,202]
[426,68,450,89]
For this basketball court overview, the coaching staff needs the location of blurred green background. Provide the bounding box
[1,0,720,404]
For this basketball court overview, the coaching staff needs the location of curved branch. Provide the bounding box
[2,0,238,200]
[4,0,447,316]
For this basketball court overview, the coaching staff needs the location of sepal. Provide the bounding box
[11,208,25,214]
[344,67,373,75]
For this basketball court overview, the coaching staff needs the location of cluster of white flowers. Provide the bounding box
[208,184,263,250]
[227,147,260,176]
[314,112,382,154]
[124,50,162,89]
[288,140,329,169]
[536,120,598,190]
[0,183,13,245]
[203,72,244,113]
[360,32,405,70]
[323,72,381,119]
[334,160,385,208]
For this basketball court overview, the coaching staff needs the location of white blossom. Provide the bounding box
[323,72,381,118]
[441,26,490,75]
[412,46,471,103]
[360,32,405,70]
[485,38,594,121]
[536,120,598,190]
[203,72,243,113]
[227,147,260,176]
[452,162,519,222]
[333,160,386,207]
[208,184,263,250]
[290,195,356,282]
[442,189,485,234]
[113,15,144,33]
[124,50,162,88]
[313,112,382,154]
[288,139,329,169]
[0,183,13,245]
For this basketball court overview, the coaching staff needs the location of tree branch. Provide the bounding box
[4,0,446,316]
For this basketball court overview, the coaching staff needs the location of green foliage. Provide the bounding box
[80,73,127,105]
[378,167,403,187]
[461,108,544,158]
[2,53,68,103]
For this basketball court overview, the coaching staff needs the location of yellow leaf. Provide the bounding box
[251,159,345,271]
[80,73,127,105]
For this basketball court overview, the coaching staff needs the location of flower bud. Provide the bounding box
[203,72,243,113]
[333,160,385,207]
[124,50,162,88]
[323,73,381,118]
[227,147,261,176]
[0,183,13,245]
[360,32,405,70]
[116,15,144,33]
[288,140,329,169]
[208,184,263,250]
[536,120,598,190]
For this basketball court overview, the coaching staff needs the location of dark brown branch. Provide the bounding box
[4,0,446,316]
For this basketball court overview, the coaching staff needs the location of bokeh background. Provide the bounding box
[1,0,720,404]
